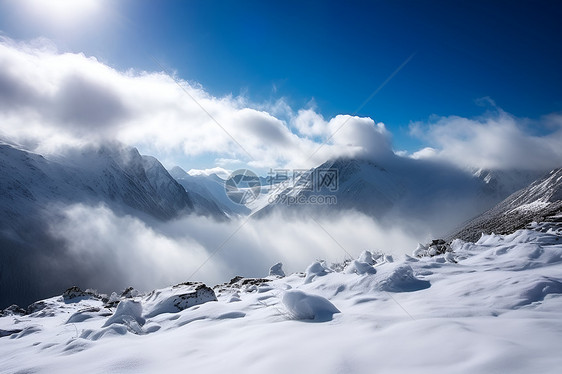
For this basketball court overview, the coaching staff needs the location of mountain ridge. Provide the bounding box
[448,168,562,242]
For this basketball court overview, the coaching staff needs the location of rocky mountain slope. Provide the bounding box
[449,168,562,242]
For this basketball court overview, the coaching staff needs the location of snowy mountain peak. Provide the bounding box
[0,141,224,307]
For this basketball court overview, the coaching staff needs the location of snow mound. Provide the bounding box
[66,307,110,324]
[379,264,431,292]
[143,284,217,318]
[304,261,331,284]
[269,262,286,277]
[345,260,377,275]
[102,300,145,331]
[282,290,340,321]
[8,326,41,339]
[516,277,562,307]
[358,250,376,265]
[81,324,129,341]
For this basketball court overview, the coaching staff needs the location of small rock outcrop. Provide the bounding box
[413,239,451,258]
[0,304,26,317]
[143,284,217,318]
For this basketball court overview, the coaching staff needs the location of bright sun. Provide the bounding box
[20,0,104,29]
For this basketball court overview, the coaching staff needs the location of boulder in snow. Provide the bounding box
[144,284,217,318]
[62,286,90,301]
[413,239,451,258]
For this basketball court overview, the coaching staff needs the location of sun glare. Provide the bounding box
[20,0,104,29]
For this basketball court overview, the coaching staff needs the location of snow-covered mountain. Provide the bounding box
[0,141,225,307]
[472,167,543,200]
[0,141,197,221]
[167,166,231,218]
[254,156,534,236]
[1,218,561,373]
[169,166,251,217]
[449,168,562,242]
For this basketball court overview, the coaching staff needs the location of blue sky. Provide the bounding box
[1,0,561,171]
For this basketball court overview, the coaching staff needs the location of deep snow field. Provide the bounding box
[1,219,562,374]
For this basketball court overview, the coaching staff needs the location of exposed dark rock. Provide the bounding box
[26,301,48,314]
[143,284,217,318]
[0,304,26,317]
[62,286,89,300]
[173,285,217,312]
[172,281,199,288]
[120,287,139,298]
[62,286,103,302]
[428,239,451,256]
[214,276,272,293]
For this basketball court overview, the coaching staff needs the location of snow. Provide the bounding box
[358,250,376,265]
[378,264,430,292]
[508,200,549,214]
[171,165,250,216]
[103,300,145,328]
[269,262,286,277]
[142,284,217,318]
[345,259,377,275]
[282,290,340,321]
[2,222,562,373]
[304,261,331,284]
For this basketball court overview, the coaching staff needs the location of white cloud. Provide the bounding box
[0,37,392,171]
[328,115,393,159]
[49,203,420,291]
[49,203,224,291]
[188,167,232,179]
[2,37,560,174]
[293,108,329,137]
[410,147,437,160]
[409,110,562,171]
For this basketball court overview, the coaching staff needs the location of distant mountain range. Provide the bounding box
[169,166,250,217]
[0,141,203,221]
[1,138,559,308]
